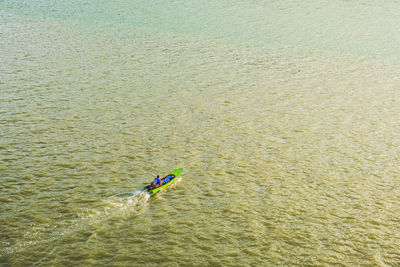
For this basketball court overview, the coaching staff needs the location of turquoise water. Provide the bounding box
[1,0,400,266]
[3,0,400,60]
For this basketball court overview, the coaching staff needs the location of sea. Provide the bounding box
[1,0,400,265]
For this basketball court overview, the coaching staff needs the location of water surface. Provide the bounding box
[1,0,400,265]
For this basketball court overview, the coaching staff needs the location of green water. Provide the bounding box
[1,0,400,266]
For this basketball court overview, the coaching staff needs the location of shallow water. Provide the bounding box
[1,0,400,266]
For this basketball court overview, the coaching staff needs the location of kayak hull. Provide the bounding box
[145,168,182,195]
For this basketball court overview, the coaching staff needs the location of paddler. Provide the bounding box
[154,175,161,187]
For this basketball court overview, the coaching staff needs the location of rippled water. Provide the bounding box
[1,0,400,266]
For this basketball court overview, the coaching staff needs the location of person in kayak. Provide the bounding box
[145,175,161,190]
[154,175,162,187]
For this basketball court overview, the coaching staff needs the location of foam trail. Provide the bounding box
[94,190,150,219]
[1,190,151,256]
